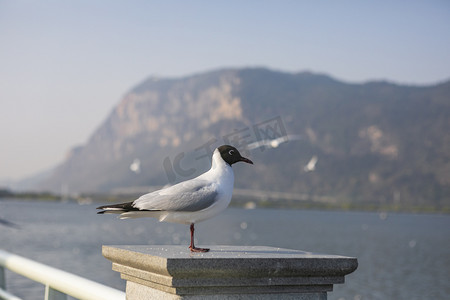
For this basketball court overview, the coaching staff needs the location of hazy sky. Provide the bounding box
[1,0,449,181]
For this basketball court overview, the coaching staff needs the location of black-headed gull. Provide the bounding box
[97,145,253,252]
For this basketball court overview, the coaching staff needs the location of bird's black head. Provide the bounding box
[218,145,253,166]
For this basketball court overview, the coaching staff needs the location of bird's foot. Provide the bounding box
[189,246,210,253]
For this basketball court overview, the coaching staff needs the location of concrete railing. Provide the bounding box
[0,249,125,300]
[103,245,358,300]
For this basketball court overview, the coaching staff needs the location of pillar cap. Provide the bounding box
[103,245,358,296]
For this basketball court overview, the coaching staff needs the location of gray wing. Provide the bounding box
[133,179,219,212]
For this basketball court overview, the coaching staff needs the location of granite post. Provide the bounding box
[103,245,357,300]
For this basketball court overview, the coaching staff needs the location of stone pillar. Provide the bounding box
[103,245,357,300]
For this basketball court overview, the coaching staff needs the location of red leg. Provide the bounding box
[189,223,209,252]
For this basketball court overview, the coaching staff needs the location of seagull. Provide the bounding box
[97,145,253,252]
[130,158,141,173]
[304,155,318,172]
[246,134,302,150]
[0,217,19,228]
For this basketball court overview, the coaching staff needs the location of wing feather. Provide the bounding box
[133,179,219,212]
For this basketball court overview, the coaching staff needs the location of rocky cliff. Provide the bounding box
[38,68,450,208]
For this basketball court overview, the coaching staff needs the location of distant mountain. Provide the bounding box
[36,68,450,209]
[3,167,55,192]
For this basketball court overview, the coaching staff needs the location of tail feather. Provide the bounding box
[96,201,158,215]
[96,201,138,214]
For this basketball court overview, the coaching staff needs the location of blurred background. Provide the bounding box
[1,1,449,300]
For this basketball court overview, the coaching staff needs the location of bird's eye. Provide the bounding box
[229,150,235,155]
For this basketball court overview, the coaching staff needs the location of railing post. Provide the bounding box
[0,266,5,290]
[44,285,67,300]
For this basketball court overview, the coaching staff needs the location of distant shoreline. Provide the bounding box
[1,189,448,215]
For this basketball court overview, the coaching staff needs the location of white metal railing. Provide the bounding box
[0,249,125,300]
[0,288,22,300]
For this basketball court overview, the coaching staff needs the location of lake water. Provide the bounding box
[0,199,449,300]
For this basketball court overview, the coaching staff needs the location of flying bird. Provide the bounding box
[0,217,19,228]
[304,155,318,172]
[246,134,302,150]
[130,158,141,173]
[97,145,253,252]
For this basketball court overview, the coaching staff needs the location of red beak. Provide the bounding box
[240,157,254,164]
